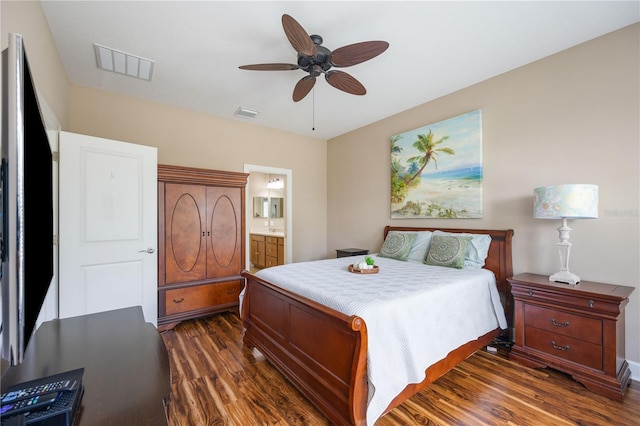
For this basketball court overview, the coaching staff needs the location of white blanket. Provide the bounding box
[243,255,507,425]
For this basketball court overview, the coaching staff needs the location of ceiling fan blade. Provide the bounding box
[330,41,389,67]
[293,75,316,102]
[282,14,317,57]
[239,63,299,71]
[325,71,366,95]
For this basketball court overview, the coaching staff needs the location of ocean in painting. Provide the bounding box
[392,166,483,218]
[422,165,482,181]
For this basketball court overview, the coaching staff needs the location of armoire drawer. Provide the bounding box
[524,326,603,370]
[524,304,602,345]
[165,280,243,315]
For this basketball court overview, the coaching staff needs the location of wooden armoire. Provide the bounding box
[157,164,248,331]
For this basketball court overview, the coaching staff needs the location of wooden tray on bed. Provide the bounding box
[348,265,379,274]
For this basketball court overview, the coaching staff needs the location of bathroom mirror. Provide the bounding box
[253,197,284,218]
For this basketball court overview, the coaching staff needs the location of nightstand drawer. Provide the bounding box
[524,327,603,370]
[524,304,602,345]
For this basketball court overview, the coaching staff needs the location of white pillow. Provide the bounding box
[433,230,491,268]
[407,231,433,263]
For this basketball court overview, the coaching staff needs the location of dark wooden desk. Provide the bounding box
[1,306,171,425]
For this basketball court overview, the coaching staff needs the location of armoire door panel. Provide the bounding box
[206,187,242,278]
[164,183,207,283]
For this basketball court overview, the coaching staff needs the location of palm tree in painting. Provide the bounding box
[391,135,409,204]
[406,161,420,176]
[390,135,403,175]
[404,129,454,185]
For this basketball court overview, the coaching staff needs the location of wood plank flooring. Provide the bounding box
[161,312,640,425]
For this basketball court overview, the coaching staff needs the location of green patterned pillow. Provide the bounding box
[425,234,472,268]
[378,231,416,261]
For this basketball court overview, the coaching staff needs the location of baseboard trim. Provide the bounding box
[629,359,639,383]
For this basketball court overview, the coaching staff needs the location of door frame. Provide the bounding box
[243,164,292,267]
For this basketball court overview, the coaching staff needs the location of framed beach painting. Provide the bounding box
[391,109,483,218]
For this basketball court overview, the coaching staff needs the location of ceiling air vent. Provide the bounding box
[94,43,155,81]
[234,107,259,119]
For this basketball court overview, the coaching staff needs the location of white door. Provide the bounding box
[59,131,158,325]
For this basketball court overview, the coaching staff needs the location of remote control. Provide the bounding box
[0,391,59,417]
[1,378,78,404]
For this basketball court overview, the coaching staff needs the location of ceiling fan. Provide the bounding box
[239,14,389,102]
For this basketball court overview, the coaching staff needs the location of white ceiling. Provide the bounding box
[39,1,639,140]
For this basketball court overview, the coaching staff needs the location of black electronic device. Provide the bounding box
[0,368,84,426]
[2,32,55,371]
[1,376,80,405]
[0,391,59,417]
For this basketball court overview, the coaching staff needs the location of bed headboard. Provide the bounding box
[383,226,514,332]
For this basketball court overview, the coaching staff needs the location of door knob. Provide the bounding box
[138,247,155,254]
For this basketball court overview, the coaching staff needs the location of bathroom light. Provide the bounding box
[267,178,284,189]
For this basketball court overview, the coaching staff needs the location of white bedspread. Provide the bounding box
[243,255,507,425]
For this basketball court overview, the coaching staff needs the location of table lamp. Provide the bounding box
[533,184,598,285]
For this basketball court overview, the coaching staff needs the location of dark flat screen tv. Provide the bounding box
[1,33,55,371]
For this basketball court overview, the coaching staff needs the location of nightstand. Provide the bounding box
[336,248,369,258]
[508,273,634,401]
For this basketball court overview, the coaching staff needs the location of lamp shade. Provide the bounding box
[534,184,598,219]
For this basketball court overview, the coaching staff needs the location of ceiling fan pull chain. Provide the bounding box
[312,87,315,131]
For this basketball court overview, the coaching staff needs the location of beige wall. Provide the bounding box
[1,1,69,128]
[67,86,328,263]
[328,24,640,367]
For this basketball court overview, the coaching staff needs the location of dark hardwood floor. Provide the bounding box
[161,312,640,425]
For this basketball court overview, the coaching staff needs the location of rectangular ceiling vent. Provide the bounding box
[94,43,155,81]
[234,107,259,119]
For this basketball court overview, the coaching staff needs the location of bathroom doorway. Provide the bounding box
[244,164,293,270]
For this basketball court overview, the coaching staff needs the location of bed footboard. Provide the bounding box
[241,271,369,426]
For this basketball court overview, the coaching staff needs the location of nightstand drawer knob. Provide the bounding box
[551,341,570,351]
[551,318,570,327]
[528,289,533,296]
[588,300,594,308]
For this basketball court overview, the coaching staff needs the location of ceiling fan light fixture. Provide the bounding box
[94,43,154,81]
[239,14,388,102]
[234,107,259,119]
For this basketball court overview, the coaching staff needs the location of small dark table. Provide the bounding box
[1,306,171,425]
[336,248,369,258]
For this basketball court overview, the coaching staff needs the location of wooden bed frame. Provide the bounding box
[241,226,514,425]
